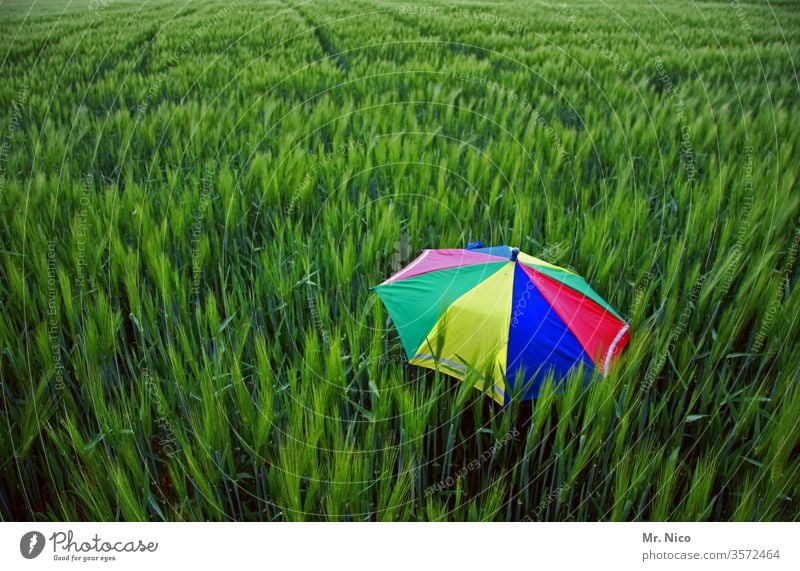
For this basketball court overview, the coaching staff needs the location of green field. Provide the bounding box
[1,0,799,521]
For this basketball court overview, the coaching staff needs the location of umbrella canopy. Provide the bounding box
[373,243,629,404]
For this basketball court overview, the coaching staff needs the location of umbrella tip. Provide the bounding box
[510,247,520,261]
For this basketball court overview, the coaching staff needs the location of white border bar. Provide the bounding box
[1,523,797,570]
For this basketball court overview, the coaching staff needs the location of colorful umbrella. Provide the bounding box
[373,243,629,404]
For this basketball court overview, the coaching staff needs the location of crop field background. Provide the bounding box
[1,0,799,522]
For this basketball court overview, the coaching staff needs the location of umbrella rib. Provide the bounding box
[382,249,430,284]
[412,353,467,372]
[602,324,629,375]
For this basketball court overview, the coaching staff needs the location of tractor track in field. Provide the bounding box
[385,5,489,62]
[281,0,350,74]
[381,3,521,73]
